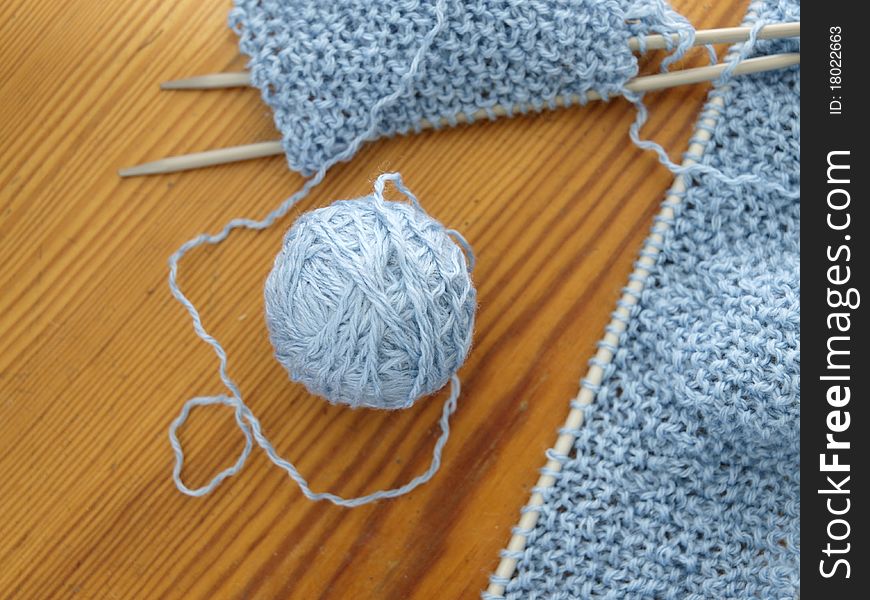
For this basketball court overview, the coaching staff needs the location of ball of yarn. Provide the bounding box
[264,176,476,410]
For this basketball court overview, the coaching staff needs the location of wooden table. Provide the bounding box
[0,0,746,597]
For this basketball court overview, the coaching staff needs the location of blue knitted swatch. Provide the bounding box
[488,0,800,597]
[230,0,692,175]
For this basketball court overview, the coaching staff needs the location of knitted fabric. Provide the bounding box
[230,0,689,175]
[489,0,800,597]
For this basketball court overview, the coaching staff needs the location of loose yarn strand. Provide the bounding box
[373,171,476,271]
[625,17,799,199]
[715,18,767,83]
[168,1,458,504]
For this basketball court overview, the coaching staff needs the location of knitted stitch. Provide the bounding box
[488,0,800,597]
[230,0,691,175]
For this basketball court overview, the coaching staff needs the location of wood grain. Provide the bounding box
[0,0,746,597]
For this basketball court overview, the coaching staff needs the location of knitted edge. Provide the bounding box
[481,3,765,596]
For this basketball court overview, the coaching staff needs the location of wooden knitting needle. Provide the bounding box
[639,20,798,51]
[119,52,799,177]
[160,22,800,91]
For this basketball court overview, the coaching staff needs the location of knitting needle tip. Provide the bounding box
[118,141,285,177]
[161,72,251,90]
[118,162,165,178]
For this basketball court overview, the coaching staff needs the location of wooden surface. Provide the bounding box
[0,0,746,597]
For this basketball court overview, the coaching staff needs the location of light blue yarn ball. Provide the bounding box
[264,193,476,410]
